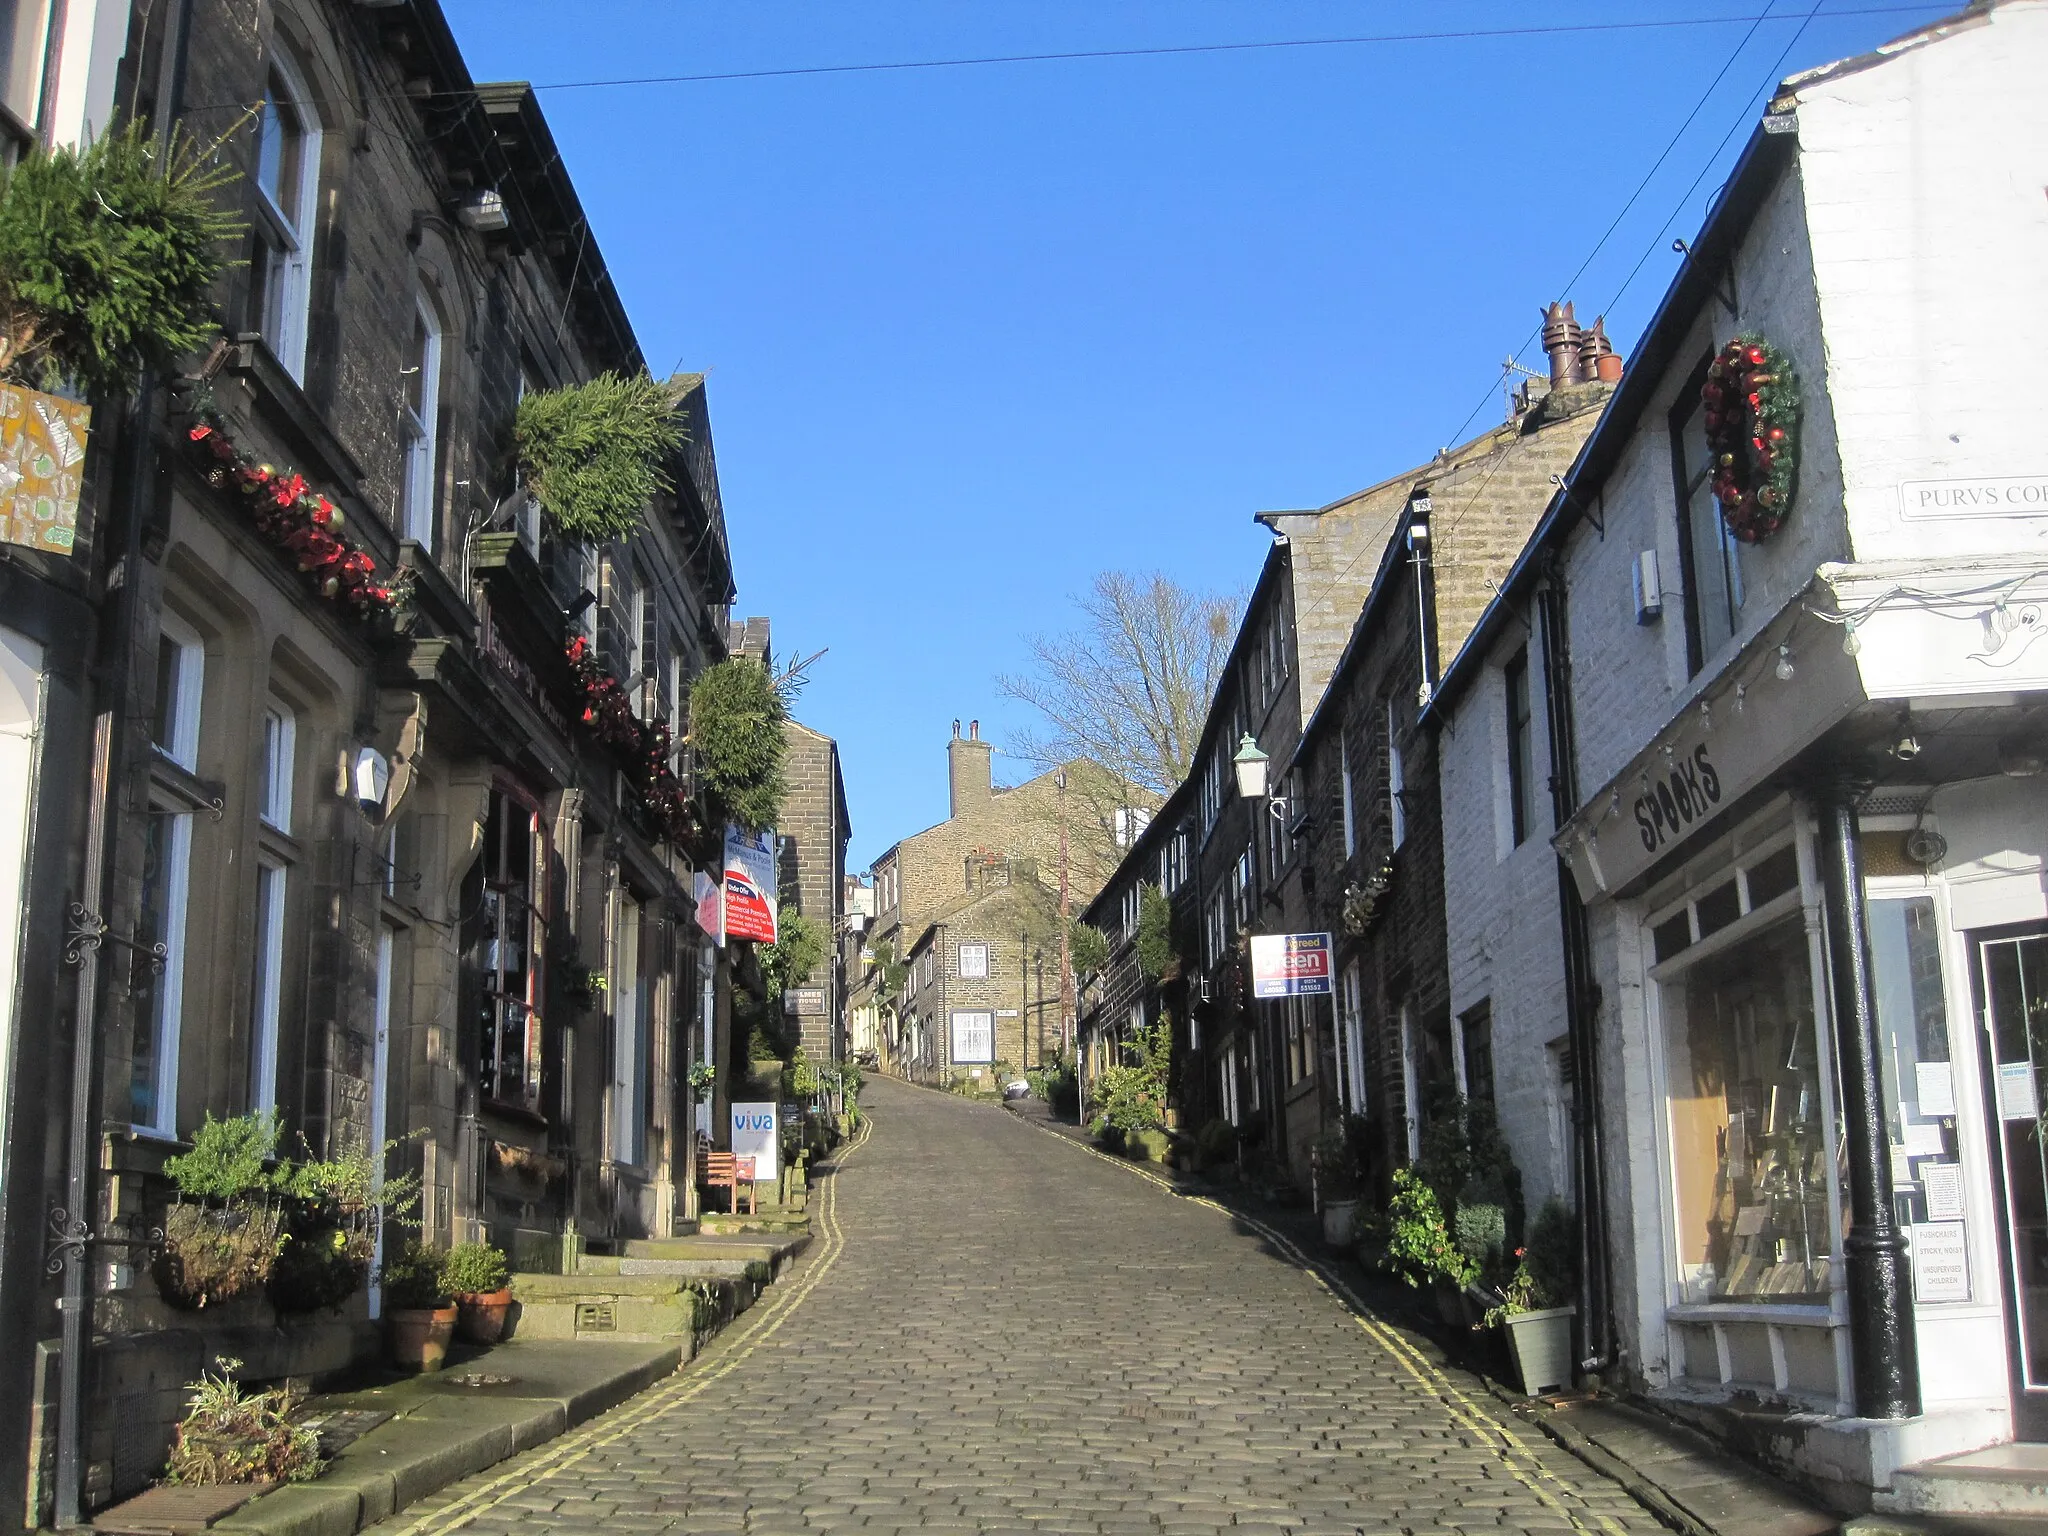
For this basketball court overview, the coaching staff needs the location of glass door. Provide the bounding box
[1977,930,2048,1439]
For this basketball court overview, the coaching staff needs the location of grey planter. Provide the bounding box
[1503,1305,1575,1395]
[1320,1198,1360,1247]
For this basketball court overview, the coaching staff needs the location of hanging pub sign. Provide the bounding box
[722,824,779,945]
[1250,933,1334,999]
[0,383,89,555]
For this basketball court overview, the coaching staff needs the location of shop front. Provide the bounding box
[1561,578,2048,1501]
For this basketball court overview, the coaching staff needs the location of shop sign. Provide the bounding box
[950,1010,994,1063]
[478,613,571,734]
[1909,1220,1971,1303]
[722,824,779,944]
[1251,933,1334,999]
[0,385,89,555]
[1559,611,1865,900]
[730,1101,779,1185]
[1900,474,2048,520]
[785,987,825,1016]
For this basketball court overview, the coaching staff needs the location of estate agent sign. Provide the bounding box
[730,1101,779,1185]
[1250,933,1334,999]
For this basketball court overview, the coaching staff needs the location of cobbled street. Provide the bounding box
[386,1078,1664,1536]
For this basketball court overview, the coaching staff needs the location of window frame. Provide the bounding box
[251,50,322,381]
[1386,699,1407,851]
[248,858,288,1115]
[1669,350,1744,677]
[401,295,443,549]
[1504,648,1535,847]
[259,705,295,832]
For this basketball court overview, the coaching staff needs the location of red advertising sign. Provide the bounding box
[722,824,779,945]
[1250,933,1334,999]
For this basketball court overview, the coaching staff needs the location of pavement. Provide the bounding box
[352,1075,1680,1536]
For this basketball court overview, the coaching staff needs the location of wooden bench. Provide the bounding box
[703,1151,757,1214]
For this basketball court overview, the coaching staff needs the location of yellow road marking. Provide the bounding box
[1024,1118,1631,1536]
[384,1114,874,1536]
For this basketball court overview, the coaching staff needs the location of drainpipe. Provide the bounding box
[1814,784,1921,1418]
[1534,561,1615,1377]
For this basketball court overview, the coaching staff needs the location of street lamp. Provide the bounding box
[1232,733,1292,821]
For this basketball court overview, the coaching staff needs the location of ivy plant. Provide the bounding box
[761,905,828,994]
[0,122,242,396]
[1068,920,1110,979]
[514,370,683,540]
[689,656,788,831]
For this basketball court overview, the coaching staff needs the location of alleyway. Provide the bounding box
[381,1077,1661,1536]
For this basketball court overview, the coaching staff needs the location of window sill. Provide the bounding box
[1667,1301,1838,1327]
[480,1098,548,1129]
[223,334,384,556]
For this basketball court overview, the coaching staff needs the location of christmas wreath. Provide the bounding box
[563,635,695,843]
[1702,335,1800,543]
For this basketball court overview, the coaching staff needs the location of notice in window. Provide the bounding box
[1915,1060,1956,1118]
[1922,1162,1966,1221]
[1910,1221,1971,1303]
[1998,1061,2038,1121]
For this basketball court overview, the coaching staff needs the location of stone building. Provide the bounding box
[899,862,1065,1088]
[0,1,745,1520]
[780,718,851,1061]
[1431,3,2048,1509]
[857,720,1138,1081]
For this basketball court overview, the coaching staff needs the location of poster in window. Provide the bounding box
[722,824,779,944]
[958,943,989,980]
[1910,1220,1970,1302]
[0,385,89,556]
[950,1010,995,1064]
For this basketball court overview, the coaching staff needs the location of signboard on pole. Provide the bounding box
[1250,933,1334,999]
[730,1101,779,1186]
[693,869,724,946]
[722,824,779,944]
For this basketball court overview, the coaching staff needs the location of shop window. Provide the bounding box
[252,54,321,381]
[1652,837,1802,967]
[1871,897,1961,1242]
[1658,911,1838,1302]
[401,298,442,548]
[464,788,546,1115]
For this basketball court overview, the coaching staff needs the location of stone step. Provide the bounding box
[619,1232,810,1269]
[574,1254,768,1283]
[506,1272,758,1345]
[697,1213,810,1237]
[1880,1444,2048,1518]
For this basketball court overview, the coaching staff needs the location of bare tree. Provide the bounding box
[999,571,1240,798]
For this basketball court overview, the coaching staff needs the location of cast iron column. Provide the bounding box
[1815,786,1921,1420]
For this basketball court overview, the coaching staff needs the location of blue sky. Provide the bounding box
[440,1,1946,871]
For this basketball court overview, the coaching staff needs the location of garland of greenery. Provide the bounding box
[0,123,242,396]
[514,371,683,540]
[1703,334,1801,543]
[182,410,393,613]
[688,656,788,833]
[563,635,694,842]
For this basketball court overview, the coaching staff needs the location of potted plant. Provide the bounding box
[379,1240,454,1371]
[268,1128,420,1314]
[154,1113,288,1310]
[1312,1123,1363,1247]
[1480,1198,1579,1396]
[442,1241,514,1344]
[1384,1166,1478,1325]
[164,1356,322,1487]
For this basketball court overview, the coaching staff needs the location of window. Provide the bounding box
[1459,1002,1494,1106]
[1658,908,1836,1302]
[1871,898,1959,1235]
[1205,891,1228,970]
[1386,700,1407,851]
[613,898,647,1166]
[1119,884,1141,938]
[958,942,989,980]
[1231,847,1253,932]
[1340,962,1367,1115]
[132,809,193,1132]
[259,707,295,831]
[252,56,320,380]
[0,0,50,140]
[464,787,547,1114]
[1672,361,1746,673]
[1340,734,1356,859]
[1161,828,1188,893]
[1504,649,1535,846]
[1284,995,1312,1085]
[401,298,442,547]
[248,861,287,1113]
[1201,748,1225,833]
[151,622,204,771]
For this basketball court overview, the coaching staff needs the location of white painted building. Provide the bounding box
[1433,2,2048,1513]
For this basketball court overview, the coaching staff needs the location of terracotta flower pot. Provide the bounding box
[385,1305,457,1371]
[454,1288,515,1344]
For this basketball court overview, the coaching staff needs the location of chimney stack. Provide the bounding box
[1578,315,1622,383]
[1541,301,1583,390]
[948,719,993,819]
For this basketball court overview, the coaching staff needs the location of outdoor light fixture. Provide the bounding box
[454,189,510,232]
[351,746,391,815]
[1232,733,1269,801]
